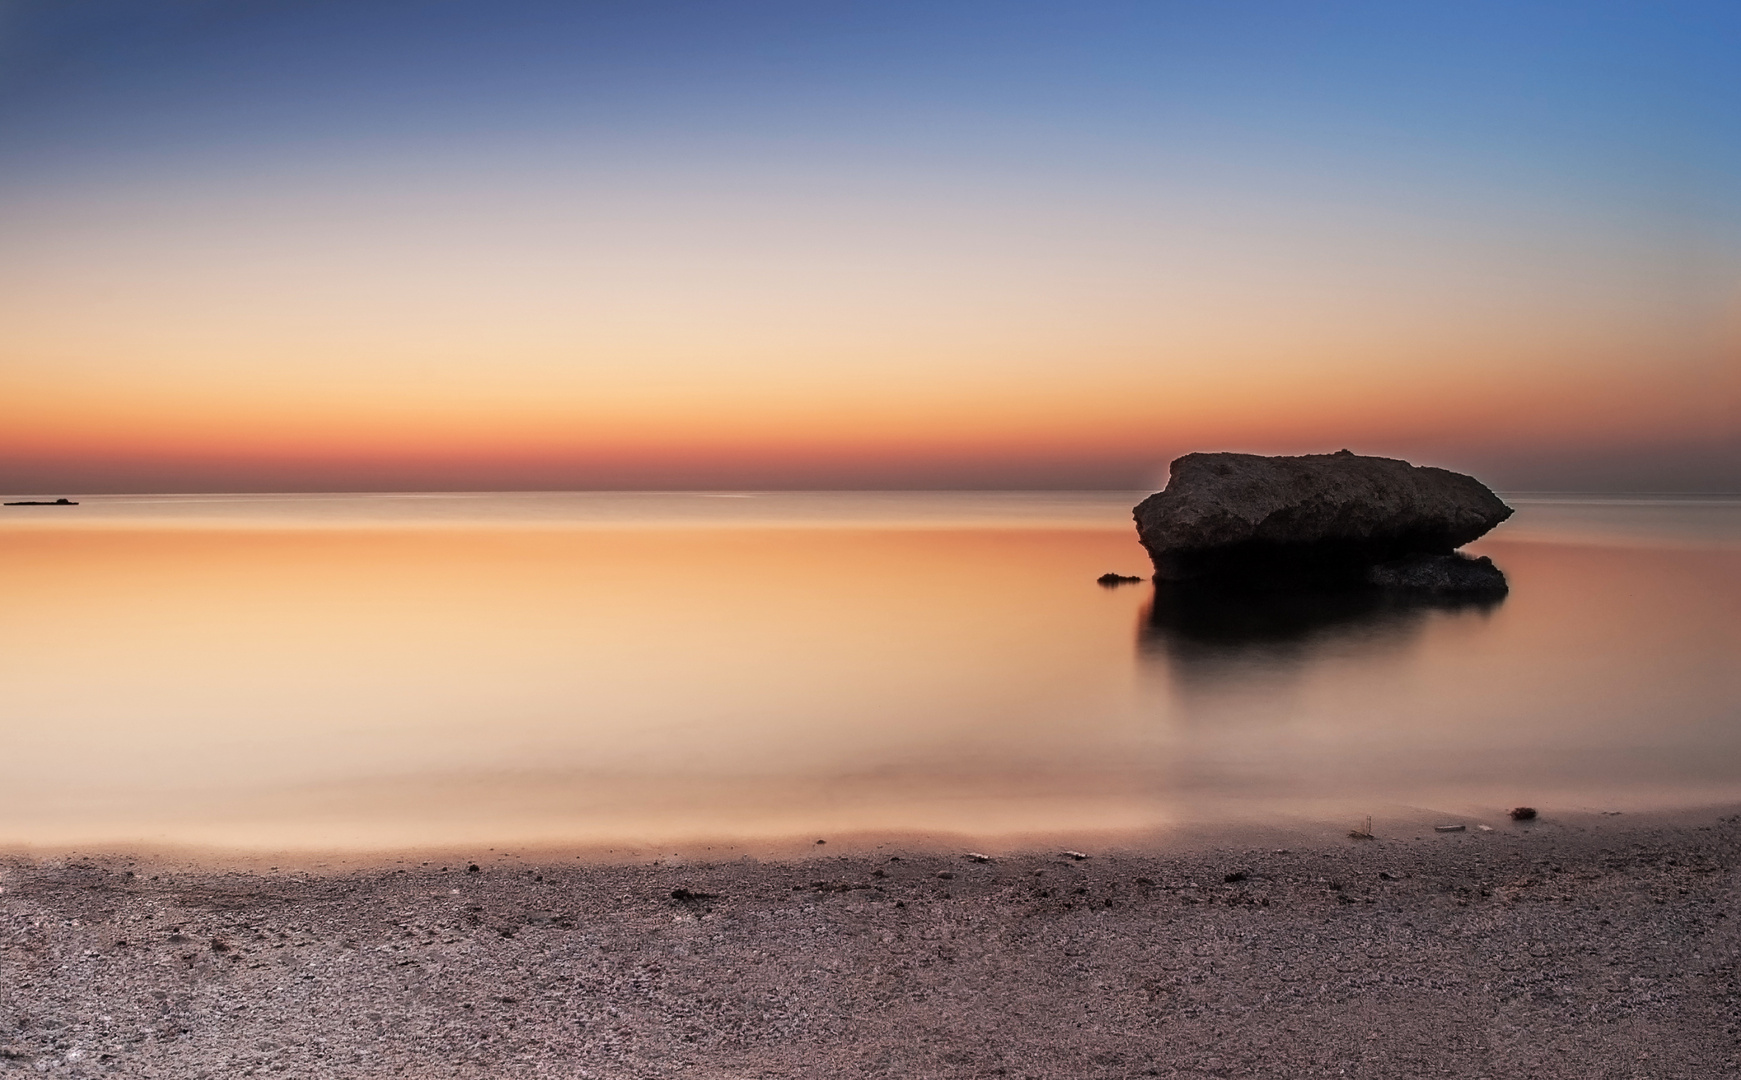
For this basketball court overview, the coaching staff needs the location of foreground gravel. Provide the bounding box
[2,812,1738,1079]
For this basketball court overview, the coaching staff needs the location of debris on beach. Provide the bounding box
[1434,824,1466,833]
[963,852,990,863]
[669,888,717,904]
[1061,850,1089,861]
[1510,807,1538,821]
[1349,816,1375,840]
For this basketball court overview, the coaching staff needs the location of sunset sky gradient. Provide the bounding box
[2,0,1736,492]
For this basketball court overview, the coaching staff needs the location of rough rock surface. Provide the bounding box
[1134,450,1513,587]
[2,811,1738,1078]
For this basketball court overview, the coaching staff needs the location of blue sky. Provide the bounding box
[1,1,1736,491]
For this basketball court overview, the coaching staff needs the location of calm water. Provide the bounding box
[1,492,1736,850]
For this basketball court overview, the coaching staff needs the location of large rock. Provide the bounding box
[1134,450,1512,589]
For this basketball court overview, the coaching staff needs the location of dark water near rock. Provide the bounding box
[0,492,1735,849]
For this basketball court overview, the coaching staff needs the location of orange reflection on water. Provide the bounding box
[1,496,1736,851]
[1138,539,1741,811]
[0,524,1160,847]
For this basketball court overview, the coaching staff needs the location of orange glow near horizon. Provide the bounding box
[4,330,1731,491]
[3,158,1736,492]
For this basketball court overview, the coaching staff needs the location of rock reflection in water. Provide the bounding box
[1139,581,1504,691]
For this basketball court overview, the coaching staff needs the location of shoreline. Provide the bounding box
[4,799,1737,871]
[4,807,1737,1077]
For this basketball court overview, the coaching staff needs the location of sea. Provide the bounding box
[1,491,1736,852]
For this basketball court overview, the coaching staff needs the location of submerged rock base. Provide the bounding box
[1367,552,1509,595]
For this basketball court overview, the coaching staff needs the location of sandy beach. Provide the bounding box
[3,808,1737,1079]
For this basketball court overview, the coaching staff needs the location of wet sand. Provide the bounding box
[3,809,1738,1079]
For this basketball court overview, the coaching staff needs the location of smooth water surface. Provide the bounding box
[1,492,1736,849]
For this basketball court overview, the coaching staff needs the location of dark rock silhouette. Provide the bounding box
[1096,572,1145,586]
[4,497,77,506]
[1134,450,1511,591]
[1140,579,1504,693]
[1143,578,1498,649]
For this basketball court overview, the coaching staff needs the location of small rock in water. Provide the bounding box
[1510,807,1538,821]
[1096,572,1144,586]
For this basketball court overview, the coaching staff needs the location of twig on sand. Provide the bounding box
[1349,816,1375,840]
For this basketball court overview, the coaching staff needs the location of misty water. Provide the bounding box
[1,491,1736,851]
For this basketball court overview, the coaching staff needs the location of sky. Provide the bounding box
[0,0,1736,492]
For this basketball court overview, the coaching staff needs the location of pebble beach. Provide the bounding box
[3,808,1738,1078]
